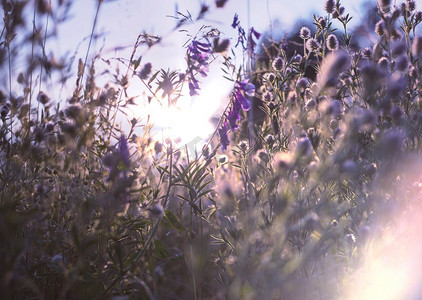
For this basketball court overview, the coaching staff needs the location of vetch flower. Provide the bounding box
[248,27,262,53]
[232,14,247,49]
[187,39,212,96]
[218,122,230,151]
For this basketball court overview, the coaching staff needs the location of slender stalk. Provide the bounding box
[29,4,36,124]
[79,1,101,94]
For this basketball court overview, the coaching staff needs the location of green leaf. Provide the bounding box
[154,239,169,259]
[164,210,186,232]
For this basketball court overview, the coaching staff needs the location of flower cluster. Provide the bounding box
[186,39,212,96]
[219,80,255,150]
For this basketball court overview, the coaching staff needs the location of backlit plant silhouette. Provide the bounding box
[1,0,422,299]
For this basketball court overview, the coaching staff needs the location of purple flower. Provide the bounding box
[218,122,230,151]
[226,80,254,131]
[187,40,212,96]
[231,14,247,49]
[227,100,241,130]
[237,80,255,97]
[119,134,130,167]
[248,27,261,53]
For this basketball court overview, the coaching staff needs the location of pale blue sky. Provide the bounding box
[54,0,371,143]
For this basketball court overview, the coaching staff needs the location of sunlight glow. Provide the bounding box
[344,190,422,300]
[129,81,229,150]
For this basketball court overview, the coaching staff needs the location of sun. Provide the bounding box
[128,80,230,152]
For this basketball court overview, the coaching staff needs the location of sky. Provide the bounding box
[54,0,371,146]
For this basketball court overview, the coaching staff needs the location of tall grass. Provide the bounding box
[1,0,422,299]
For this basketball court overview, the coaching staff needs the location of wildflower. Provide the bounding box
[46,122,55,132]
[300,26,311,39]
[215,0,228,8]
[213,38,230,53]
[257,149,270,163]
[295,137,312,158]
[378,57,390,69]
[187,39,211,95]
[238,140,248,151]
[265,134,274,145]
[365,163,377,178]
[1,103,10,119]
[390,106,404,123]
[362,47,372,59]
[326,34,339,51]
[296,77,309,90]
[317,50,350,91]
[119,135,130,168]
[416,11,422,22]
[306,38,321,53]
[37,91,50,105]
[231,13,240,28]
[218,155,228,163]
[231,14,247,49]
[321,99,343,118]
[154,141,163,154]
[267,101,277,110]
[317,16,327,28]
[138,62,152,80]
[394,54,408,71]
[272,57,284,71]
[375,20,385,36]
[378,0,391,12]
[292,54,302,63]
[262,91,275,102]
[218,122,230,151]
[149,203,164,218]
[265,72,276,82]
[324,0,336,14]
[406,0,416,12]
[65,103,83,120]
[248,27,262,53]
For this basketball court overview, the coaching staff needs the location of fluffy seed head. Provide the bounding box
[378,57,390,69]
[306,38,321,52]
[394,54,409,71]
[324,0,336,14]
[327,34,339,51]
[317,50,351,91]
[300,26,311,39]
[272,57,284,71]
[375,20,385,36]
[37,91,50,105]
[406,0,416,12]
[378,0,391,12]
[362,47,373,59]
[295,137,312,158]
